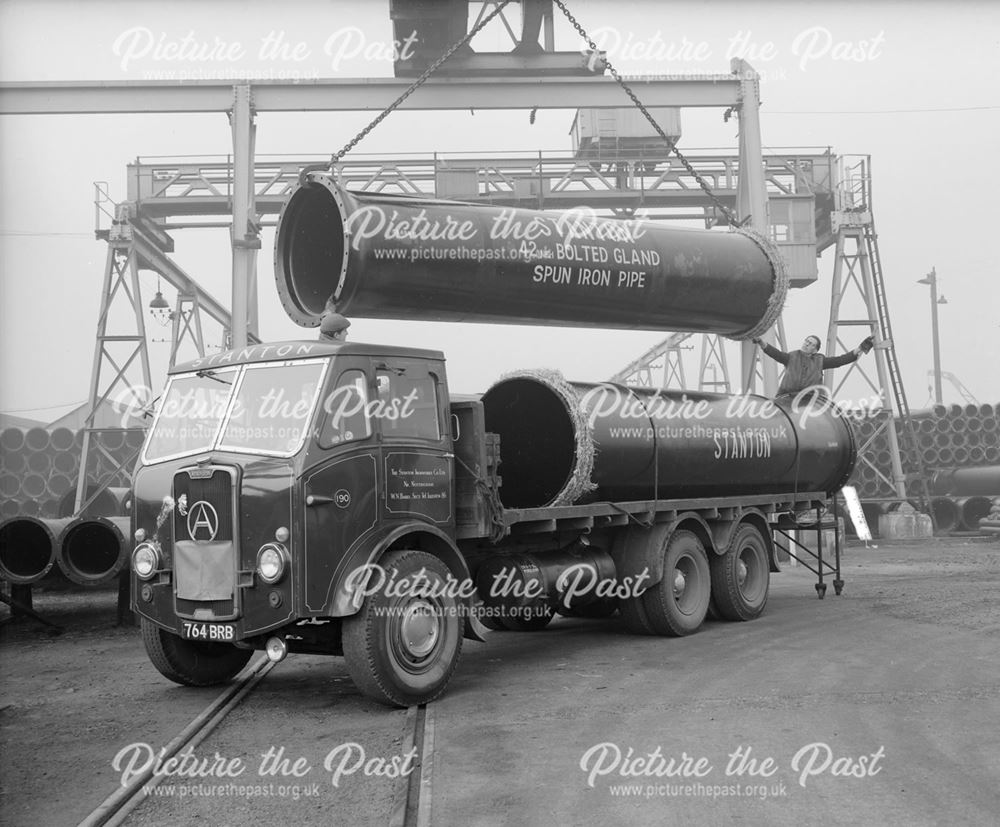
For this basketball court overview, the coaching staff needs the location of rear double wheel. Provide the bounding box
[624,530,711,637]
[343,550,463,707]
[710,523,770,621]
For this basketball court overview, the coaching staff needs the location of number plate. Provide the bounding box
[181,621,235,641]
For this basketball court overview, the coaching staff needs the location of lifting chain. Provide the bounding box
[551,0,743,227]
[300,0,514,183]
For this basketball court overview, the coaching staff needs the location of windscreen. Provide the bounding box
[142,359,328,463]
[218,361,327,455]
[142,368,238,462]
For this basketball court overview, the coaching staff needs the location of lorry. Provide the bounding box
[129,178,856,707]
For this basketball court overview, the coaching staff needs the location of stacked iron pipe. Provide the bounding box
[0,505,131,587]
[846,402,1000,534]
[0,427,143,519]
[0,428,143,585]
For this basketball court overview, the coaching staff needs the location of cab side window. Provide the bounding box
[319,370,372,447]
[376,369,441,440]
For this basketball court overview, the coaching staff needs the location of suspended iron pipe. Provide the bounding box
[274,175,788,339]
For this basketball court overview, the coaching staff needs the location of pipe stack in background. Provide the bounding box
[845,402,1000,536]
[0,428,144,587]
[0,428,143,518]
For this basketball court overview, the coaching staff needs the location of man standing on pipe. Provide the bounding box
[753,334,875,400]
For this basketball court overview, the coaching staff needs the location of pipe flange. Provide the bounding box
[727,227,789,342]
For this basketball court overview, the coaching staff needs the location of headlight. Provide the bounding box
[257,543,289,585]
[132,543,159,580]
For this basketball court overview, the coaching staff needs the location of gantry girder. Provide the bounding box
[123,149,835,237]
[0,76,742,115]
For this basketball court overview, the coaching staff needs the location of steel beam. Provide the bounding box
[732,58,777,396]
[229,84,259,349]
[0,76,741,115]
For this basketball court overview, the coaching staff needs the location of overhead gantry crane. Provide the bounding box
[0,0,776,515]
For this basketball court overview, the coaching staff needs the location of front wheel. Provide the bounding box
[141,619,253,686]
[342,550,463,707]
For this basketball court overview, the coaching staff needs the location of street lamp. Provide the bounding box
[917,267,947,404]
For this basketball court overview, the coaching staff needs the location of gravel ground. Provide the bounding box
[1,537,998,826]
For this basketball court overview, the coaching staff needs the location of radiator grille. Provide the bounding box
[173,470,233,542]
[173,468,237,620]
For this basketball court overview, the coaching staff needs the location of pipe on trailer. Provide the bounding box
[479,370,857,508]
[274,174,788,340]
[56,515,131,586]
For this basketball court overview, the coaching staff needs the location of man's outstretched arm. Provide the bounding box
[822,337,874,368]
[752,338,790,366]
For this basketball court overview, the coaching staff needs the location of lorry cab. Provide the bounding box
[131,340,467,703]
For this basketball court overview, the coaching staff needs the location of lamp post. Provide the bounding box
[917,267,948,404]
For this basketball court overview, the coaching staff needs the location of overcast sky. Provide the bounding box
[1,0,998,422]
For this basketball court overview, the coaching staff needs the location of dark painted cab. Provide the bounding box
[130,340,453,646]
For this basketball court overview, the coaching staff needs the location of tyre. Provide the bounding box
[342,550,463,707]
[141,619,253,687]
[620,592,656,634]
[711,523,770,621]
[640,530,711,636]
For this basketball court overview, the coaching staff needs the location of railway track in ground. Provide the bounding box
[76,656,436,827]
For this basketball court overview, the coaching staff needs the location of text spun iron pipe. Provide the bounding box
[274,175,787,339]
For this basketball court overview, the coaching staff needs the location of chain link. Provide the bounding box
[326,0,515,167]
[552,0,742,227]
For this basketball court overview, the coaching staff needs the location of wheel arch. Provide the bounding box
[735,509,779,572]
[612,512,713,589]
[326,522,470,617]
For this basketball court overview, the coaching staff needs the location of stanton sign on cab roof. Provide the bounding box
[169,340,446,374]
